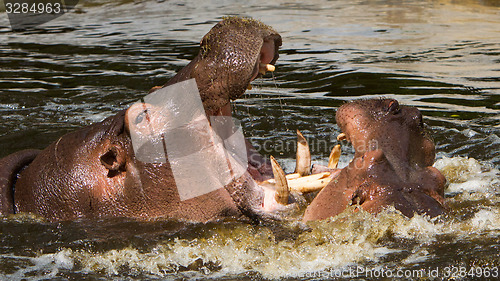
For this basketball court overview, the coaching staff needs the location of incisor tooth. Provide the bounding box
[328,144,341,169]
[263,173,300,184]
[261,170,331,194]
[265,64,275,72]
[285,173,301,180]
[259,63,275,75]
[295,130,311,176]
[288,172,331,193]
[270,155,289,205]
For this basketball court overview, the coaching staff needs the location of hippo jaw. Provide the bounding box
[336,98,436,182]
[163,17,282,116]
[303,98,447,221]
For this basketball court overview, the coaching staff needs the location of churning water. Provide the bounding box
[0,0,499,280]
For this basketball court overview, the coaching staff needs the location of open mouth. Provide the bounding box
[248,39,278,90]
[248,63,276,90]
[257,130,344,211]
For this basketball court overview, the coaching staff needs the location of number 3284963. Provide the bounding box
[5,2,63,14]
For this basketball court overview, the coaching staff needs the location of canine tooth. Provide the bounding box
[328,144,341,169]
[295,129,311,176]
[337,133,346,141]
[270,156,289,205]
[259,63,275,75]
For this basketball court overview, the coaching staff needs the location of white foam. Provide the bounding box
[4,156,498,279]
[435,156,499,197]
[402,249,432,264]
[470,209,500,231]
[0,249,74,281]
[433,156,482,183]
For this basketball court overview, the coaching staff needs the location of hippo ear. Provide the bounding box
[100,145,126,177]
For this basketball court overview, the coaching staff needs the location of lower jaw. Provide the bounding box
[261,187,281,212]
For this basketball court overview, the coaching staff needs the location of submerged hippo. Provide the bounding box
[0,17,286,222]
[302,98,447,221]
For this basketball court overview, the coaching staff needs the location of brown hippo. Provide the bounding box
[302,98,447,221]
[0,17,285,222]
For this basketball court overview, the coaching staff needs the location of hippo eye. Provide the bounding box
[387,100,400,114]
[135,110,148,124]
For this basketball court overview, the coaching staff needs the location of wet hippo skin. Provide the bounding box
[303,98,447,221]
[0,17,284,222]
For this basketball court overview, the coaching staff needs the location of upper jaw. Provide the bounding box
[248,37,280,87]
[218,50,278,114]
[215,35,280,111]
[337,122,433,183]
[187,18,282,116]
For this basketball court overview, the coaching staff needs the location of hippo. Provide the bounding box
[0,17,286,222]
[302,98,447,221]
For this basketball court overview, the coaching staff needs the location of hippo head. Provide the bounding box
[303,98,447,221]
[8,17,284,222]
[336,98,437,178]
[12,103,245,221]
[164,16,281,116]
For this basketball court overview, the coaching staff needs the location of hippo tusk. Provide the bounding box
[270,155,289,205]
[337,132,346,141]
[328,144,341,169]
[295,130,311,176]
[264,172,304,183]
[288,172,331,193]
[263,171,331,193]
[284,173,301,180]
[259,63,275,75]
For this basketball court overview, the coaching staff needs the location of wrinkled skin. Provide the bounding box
[303,98,447,221]
[0,17,283,222]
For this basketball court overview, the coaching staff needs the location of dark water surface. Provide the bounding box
[0,0,499,280]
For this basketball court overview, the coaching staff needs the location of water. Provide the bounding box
[0,0,499,279]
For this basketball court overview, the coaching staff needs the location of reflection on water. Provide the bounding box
[0,0,499,279]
